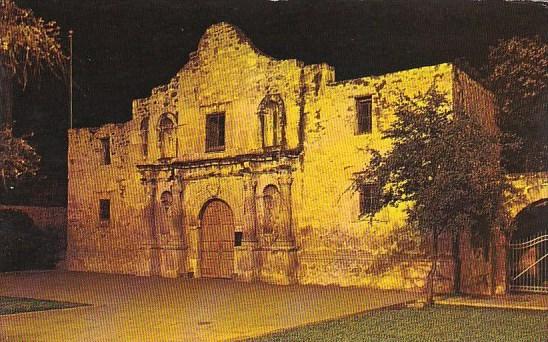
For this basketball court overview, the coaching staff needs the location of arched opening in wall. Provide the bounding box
[199,199,234,278]
[159,191,173,235]
[258,95,286,150]
[158,114,176,159]
[140,117,149,157]
[262,184,282,235]
[508,199,547,293]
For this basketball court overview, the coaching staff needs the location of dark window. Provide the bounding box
[100,138,111,165]
[234,231,243,247]
[356,97,372,134]
[99,199,110,221]
[206,113,225,152]
[359,183,380,216]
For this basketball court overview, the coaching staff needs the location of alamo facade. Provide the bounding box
[67,23,502,293]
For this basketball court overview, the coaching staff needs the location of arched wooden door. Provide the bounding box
[200,200,235,278]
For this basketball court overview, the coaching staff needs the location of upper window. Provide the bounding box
[99,199,110,221]
[359,183,380,216]
[356,96,372,134]
[158,114,175,159]
[258,95,285,149]
[140,118,149,157]
[100,137,111,165]
[206,113,225,152]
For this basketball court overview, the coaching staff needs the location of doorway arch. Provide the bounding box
[199,199,235,278]
[508,199,547,293]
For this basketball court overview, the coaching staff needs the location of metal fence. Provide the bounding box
[508,229,547,293]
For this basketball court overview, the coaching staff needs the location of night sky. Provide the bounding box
[8,0,548,205]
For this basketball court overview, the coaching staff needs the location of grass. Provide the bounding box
[0,296,87,315]
[247,305,548,342]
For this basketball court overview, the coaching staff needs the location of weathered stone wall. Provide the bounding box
[0,205,66,230]
[293,65,454,289]
[67,122,152,275]
[131,23,306,163]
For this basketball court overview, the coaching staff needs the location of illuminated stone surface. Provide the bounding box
[67,23,540,293]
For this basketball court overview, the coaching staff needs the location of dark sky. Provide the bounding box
[8,0,548,204]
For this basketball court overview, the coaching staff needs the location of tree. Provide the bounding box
[0,128,40,195]
[0,0,65,200]
[0,0,66,128]
[355,86,507,305]
[488,36,548,172]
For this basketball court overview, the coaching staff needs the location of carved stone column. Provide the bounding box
[242,172,258,244]
[234,170,259,282]
[172,172,185,246]
[141,170,160,275]
[278,171,294,244]
[141,171,158,244]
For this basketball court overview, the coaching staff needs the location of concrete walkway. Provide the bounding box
[437,293,548,311]
[0,271,419,341]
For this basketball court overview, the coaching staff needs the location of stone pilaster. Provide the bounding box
[172,172,186,246]
[235,171,259,282]
[242,172,258,244]
[140,170,160,276]
[188,225,201,278]
[141,170,159,245]
[277,171,295,244]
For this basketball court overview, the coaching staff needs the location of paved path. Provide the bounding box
[437,293,548,311]
[0,271,419,341]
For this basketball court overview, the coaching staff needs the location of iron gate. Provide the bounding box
[508,229,547,293]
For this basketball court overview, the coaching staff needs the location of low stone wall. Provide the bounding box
[0,205,67,230]
[297,250,454,293]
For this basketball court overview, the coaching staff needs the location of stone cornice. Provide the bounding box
[137,148,302,172]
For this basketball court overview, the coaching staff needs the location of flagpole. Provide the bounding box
[69,30,73,129]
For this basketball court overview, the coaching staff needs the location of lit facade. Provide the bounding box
[67,23,498,291]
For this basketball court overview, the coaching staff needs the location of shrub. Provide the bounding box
[0,209,62,271]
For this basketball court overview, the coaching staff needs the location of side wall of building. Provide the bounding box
[67,122,153,275]
[295,64,455,290]
[452,68,500,295]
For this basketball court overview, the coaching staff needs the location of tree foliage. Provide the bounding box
[0,0,66,87]
[0,0,66,130]
[0,0,65,198]
[355,86,508,302]
[0,127,40,193]
[488,36,548,172]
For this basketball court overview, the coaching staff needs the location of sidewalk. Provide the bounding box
[0,271,420,342]
[436,293,548,311]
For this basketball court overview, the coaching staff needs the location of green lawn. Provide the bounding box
[0,296,86,315]
[248,305,548,342]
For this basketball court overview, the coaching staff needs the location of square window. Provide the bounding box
[99,199,110,221]
[359,183,380,216]
[234,231,243,247]
[205,113,225,152]
[100,138,111,165]
[356,97,372,134]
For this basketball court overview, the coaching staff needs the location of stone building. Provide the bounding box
[67,23,498,291]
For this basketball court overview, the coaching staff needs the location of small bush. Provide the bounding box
[0,209,62,272]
